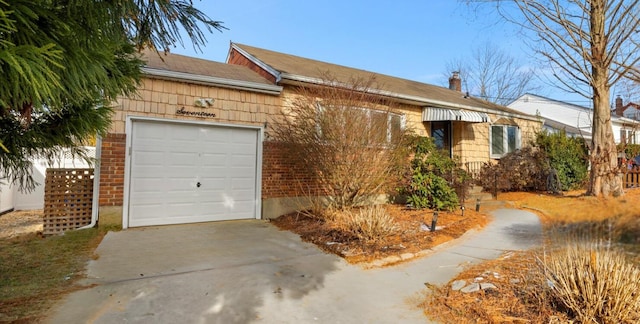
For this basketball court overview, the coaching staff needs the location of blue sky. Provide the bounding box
[171,1,591,106]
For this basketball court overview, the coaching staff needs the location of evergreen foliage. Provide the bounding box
[0,0,225,190]
[401,136,463,211]
[535,130,589,190]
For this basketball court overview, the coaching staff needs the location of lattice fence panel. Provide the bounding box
[43,168,94,235]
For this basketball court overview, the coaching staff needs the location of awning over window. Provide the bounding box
[422,107,490,123]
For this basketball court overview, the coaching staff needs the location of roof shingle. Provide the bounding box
[231,43,529,116]
[142,49,274,85]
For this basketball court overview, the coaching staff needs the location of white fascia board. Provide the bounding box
[280,73,540,122]
[230,44,282,83]
[142,67,282,95]
[614,115,640,126]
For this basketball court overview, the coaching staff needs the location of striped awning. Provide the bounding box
[422,107,490,123]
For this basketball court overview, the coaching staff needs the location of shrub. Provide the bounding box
[619,143,640,161]
[269,73,411,210]
[400,136,464,210]
[535,130,588,190]
[331,205,398,242]
[477,146,546,192]
[538,243,640,323]
[406,173,459,211]
[478,131,589,194]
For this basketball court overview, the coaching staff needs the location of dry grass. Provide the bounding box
[500,189,640,226]
[540,242,640,323]
[0,209,43,239]
[423,189,640,323]
[0,211,115,323]
[329,205,398,243]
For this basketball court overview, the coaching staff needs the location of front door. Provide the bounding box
[431,121,451,157]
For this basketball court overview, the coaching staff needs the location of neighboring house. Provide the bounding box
[615,96,640,122]
[97,44,541,229]
[509,93,640,144]
[0,148,95,213]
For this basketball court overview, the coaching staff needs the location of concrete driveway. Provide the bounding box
[47,209,542,324]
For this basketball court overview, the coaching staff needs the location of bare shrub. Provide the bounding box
[268,73,412,210]
[477,146,546,193]
[538,242,640,323]
[330,205,398,243]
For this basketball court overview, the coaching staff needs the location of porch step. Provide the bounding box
[460,186,506,209]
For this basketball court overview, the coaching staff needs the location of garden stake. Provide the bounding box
[431,211,438,232]
[461,205,465,217]
[475,198,480,212]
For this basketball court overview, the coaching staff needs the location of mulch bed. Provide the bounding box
[272,204,489,264]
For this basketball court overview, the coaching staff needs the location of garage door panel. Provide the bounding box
[231,154,257,166]
[133,151,165,166]
[231,178,255,189]
[200,153,227,166]
[128,120,259,227]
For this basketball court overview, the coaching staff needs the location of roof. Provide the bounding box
[229,43,534,119]
[140,49,282,94]
[508,93,640,135]
[508,93,592,131]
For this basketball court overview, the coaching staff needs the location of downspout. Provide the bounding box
[78,135,102,230]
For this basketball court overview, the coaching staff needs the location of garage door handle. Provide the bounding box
[196,182,201,188]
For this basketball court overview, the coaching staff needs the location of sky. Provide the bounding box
[170,0,591,106]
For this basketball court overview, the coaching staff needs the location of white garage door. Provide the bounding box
[127,120,260,227]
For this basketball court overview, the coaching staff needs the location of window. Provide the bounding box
[491,125,520,158]
[621,129,637,144]
[316,105,404,144]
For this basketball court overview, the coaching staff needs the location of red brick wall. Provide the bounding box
[98,136,318,205]
[99,133,126,206]
[228,49,278,84]
[262,141,321,198]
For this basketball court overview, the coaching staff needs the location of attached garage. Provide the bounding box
[122,118,262,228]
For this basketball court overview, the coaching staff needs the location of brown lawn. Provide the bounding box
[422,188,640,323]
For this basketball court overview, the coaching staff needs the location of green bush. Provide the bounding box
[406,172,459,210]
[535,130,588,190]
[400,136,462,211]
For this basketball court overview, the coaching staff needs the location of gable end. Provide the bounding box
[228,48,279,84]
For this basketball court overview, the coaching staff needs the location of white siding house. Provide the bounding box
[0,147,95,212]
[509,94,640,144]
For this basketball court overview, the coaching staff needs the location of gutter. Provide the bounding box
[280,73,541,122]
[142,67,283,96]
[78,136,102,230]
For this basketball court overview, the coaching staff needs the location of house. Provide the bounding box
[509,93,640,144]
[615,96,640,122]
[96,44,541,229]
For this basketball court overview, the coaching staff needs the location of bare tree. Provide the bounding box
[269,74,411,211]
[466,0,640,197]
[444,42,540,106]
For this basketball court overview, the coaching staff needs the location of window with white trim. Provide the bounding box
[621,129,637,144]
[490,125,521,158]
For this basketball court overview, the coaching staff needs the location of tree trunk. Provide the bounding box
[589,84,623,197]
[587,0,624,197]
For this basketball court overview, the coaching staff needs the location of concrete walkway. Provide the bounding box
[46,209,541,324]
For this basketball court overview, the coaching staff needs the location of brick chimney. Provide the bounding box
[615,96,624,116]
[449,71,461,92]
